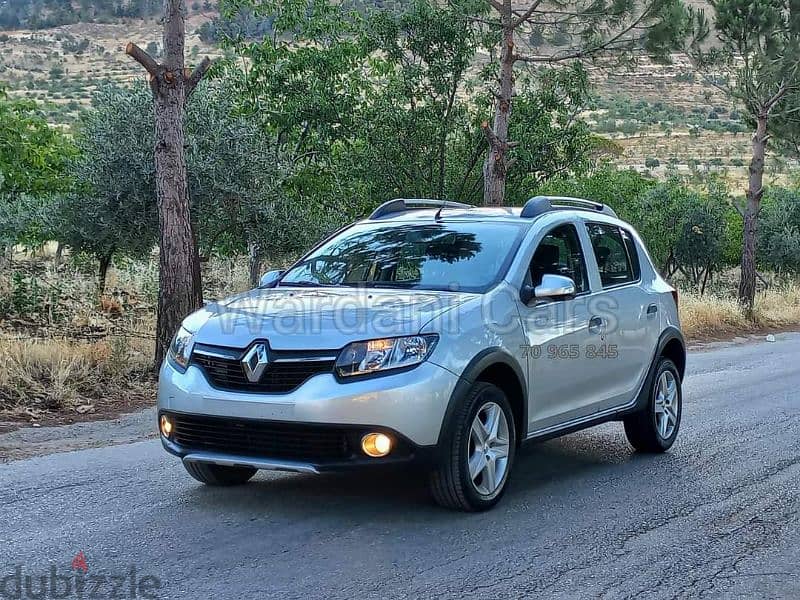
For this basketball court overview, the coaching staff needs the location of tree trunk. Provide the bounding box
[248,238,261,288]
[127,0,211,368]
[482,0,515,206]
[738,113,767,316]
[54,241,63,266]
[98,251,112,295]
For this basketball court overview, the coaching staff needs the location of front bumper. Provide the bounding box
[159,410,439,472]
[157,359,459,471]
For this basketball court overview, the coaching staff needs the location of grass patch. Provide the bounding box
[0,335,154,418]
[679,282,800,339]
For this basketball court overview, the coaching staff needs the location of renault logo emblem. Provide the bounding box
[241,342,269,383]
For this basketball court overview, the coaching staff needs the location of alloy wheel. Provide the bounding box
[654,370,679,439]
[467,401,510,496]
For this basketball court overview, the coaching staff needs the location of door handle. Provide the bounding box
[588,315,604,335]
[647,303,658,318]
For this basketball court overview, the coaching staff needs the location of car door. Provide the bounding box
[582,222,657,411]
[516,221,608,433]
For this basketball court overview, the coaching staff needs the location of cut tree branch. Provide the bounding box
[125,42,159,77]
[186,56,212,99]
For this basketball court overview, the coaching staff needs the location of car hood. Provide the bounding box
[187,286,476,350]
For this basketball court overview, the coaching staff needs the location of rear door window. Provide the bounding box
[586,223,637,288]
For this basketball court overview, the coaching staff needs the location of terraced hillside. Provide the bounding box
[0,1,796,189]
[0,9,221,124]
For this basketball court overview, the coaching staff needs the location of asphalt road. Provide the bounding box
[1,333,799,599]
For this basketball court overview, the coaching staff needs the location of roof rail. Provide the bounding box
[368,198,473,220]
[520,195,617,219]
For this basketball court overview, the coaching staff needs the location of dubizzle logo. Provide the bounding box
[71,552,88,574]
[0,551,162,599]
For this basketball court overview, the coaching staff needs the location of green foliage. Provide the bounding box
[224,0,596,214]
[0,271,65,323]
[54,80,327,276]
[537,168,743,291]
[0,91,75,197]
[54,85,158,268]
[0,0,161,29]
[536,166,655,224]
[758,188,800,273]
[502,65,595,204]
[0,90,76,248]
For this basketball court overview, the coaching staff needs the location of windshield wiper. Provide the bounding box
[362,282,418,289]
[277,281,339,288]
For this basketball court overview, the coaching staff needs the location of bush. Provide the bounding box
[645,157,660,168]
[758,188,800,274]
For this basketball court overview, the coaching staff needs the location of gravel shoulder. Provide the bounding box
[0,407,156,462]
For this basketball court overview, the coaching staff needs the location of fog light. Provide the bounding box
[160,414,174,438]
[361,433,392,457]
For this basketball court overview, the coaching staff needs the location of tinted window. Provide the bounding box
[529,224,589,293]
[280,221,527,293]
[586,223,636,287]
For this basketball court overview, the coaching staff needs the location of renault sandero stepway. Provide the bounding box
[158,196,685,511]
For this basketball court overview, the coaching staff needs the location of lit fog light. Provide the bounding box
[361,433,392,457]
[160,415,174,438]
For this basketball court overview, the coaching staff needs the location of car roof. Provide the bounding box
[357,207,632,231]
[357,197,628,229]
[360,206,527,225]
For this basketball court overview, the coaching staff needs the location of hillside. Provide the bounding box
[0,1,795,190]
[0,8,221,124]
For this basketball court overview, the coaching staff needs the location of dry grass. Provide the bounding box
[0,335,154,418]
[679,282,800,339]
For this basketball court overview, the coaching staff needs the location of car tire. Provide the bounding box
[429,382,516,511]
[624,357,682,453]
[183,461,257,486]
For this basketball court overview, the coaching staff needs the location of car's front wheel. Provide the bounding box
[429,382,516,511]
[624,357,682,452]
[183,461,257,486]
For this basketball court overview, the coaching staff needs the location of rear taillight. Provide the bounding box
[671,289,679,310]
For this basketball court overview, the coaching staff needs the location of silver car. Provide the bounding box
[158,196,685,511]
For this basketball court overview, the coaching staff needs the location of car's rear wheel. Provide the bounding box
[183,461,257,486]
[624,357,682,452]
[429,382,516,511]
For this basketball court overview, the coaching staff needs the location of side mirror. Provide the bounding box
[534,274,576,300]
[258,270,284,289]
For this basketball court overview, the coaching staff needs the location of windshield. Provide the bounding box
[279,221,527,293]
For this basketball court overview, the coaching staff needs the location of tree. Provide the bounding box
[0,90,75,260]
[126,0,213,366]
[473,0,703,205]
[54,86,159,293]
[757,188,800,275]
[691,0,800,313]
[356,0,480,200]
[53,82,302,291]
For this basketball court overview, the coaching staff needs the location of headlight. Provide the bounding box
[335,335,438,377]
[168,326,195,371]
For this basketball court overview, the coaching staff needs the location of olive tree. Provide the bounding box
[58,82,301,290]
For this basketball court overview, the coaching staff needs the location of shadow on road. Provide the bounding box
[179,427,679,522]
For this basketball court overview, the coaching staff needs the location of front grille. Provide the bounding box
[171,413,351,460]
[191,347,335,393]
